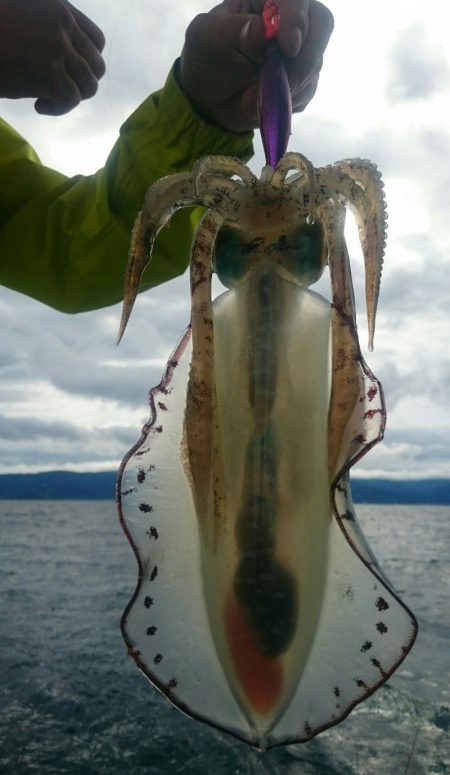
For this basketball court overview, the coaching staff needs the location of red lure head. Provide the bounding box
[262,0,279,40]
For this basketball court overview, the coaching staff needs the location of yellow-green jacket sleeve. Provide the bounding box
[0,66,253,312]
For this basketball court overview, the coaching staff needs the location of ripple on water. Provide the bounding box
[0,501,448,774]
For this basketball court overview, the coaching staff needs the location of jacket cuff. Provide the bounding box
[128,62,254,171]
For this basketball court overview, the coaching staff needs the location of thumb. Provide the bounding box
[235,14,265,61]
[185,11,265,64]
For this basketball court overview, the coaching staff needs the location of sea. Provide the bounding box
[0,501,448,775]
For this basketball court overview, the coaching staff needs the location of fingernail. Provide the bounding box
[240,18,253,44]
[285,26,303,58]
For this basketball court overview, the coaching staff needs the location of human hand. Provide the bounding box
[179,0,334,134]
[0,0,105,115]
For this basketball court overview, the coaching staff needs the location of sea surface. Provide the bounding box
[0,501,449,775]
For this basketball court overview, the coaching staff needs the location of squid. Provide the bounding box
[116,152,417,749]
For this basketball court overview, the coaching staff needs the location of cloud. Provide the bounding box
[1,1,449,480]
[0,415,84,442]
[387,24,450,102]
[0,413,139,472]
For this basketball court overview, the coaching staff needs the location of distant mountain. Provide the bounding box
[0,471,449,504]
[351,478,450,505]
[0,471,115,501]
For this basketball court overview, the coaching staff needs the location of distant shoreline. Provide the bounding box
[0,471,449,505]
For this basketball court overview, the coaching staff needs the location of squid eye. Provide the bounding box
[213,227,259,289]
[283,222,325,286]
[213,222,325,289]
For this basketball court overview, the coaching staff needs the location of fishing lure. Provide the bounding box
[117,1,417,750]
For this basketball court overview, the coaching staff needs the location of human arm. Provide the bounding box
[0,0,332,313]
[0,68,253,312]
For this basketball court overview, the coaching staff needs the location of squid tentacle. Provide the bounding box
[272,152,315,194]
[316,159,387,350]
[118,171,196,342]
[193,155,258,189]
[318,200,364,480]
[118,161,257,343]
[184,209,226,553]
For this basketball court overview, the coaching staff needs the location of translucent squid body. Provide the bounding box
[117,153,417,749]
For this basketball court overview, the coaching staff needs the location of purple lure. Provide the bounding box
[258,38,292,168]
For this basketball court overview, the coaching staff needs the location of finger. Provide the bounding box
[209,1,261,15]
[180,10,265,122]
[34,75,82,116]
[71,25,106,81]
[68,2,106,52]
[240,84,259,124]
[292,69,320,113]
[185,11,264,67]
[66,49,100,99]
[284,1,333,89]
[277,0,310,58]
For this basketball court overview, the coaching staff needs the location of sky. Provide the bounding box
[1,0,449,479]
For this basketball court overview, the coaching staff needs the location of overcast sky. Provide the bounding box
[1,0,449,479]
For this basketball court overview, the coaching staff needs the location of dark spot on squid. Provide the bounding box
[356,679,368,689]
[343,585,354,600]
[371,658,387,677]
[304,722,312,736]
[191,256,203,274]
[148,464,156,472]
[367,385,378,401]
[137,469,146,484]
[361,641,373,653]
[150,566,158,582]
[158,402,168,412]
[146,626,157,636]
[169,359,178,368]
[342,509,355,522]
[121,488,135,497]
[154,425,163,434]
[335,346,349,370]
[154,654,163,665]
[139,503,153,513]
[364,408,382,420]
[334,687,341,697]
[192,277,207,293]
[354,434,366,445]
[168,678,178,690]
[144,596,153,608]
[376,597,389,611]
[147,526,159,540]
[269,234,288,253]
[376,622,388,634]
